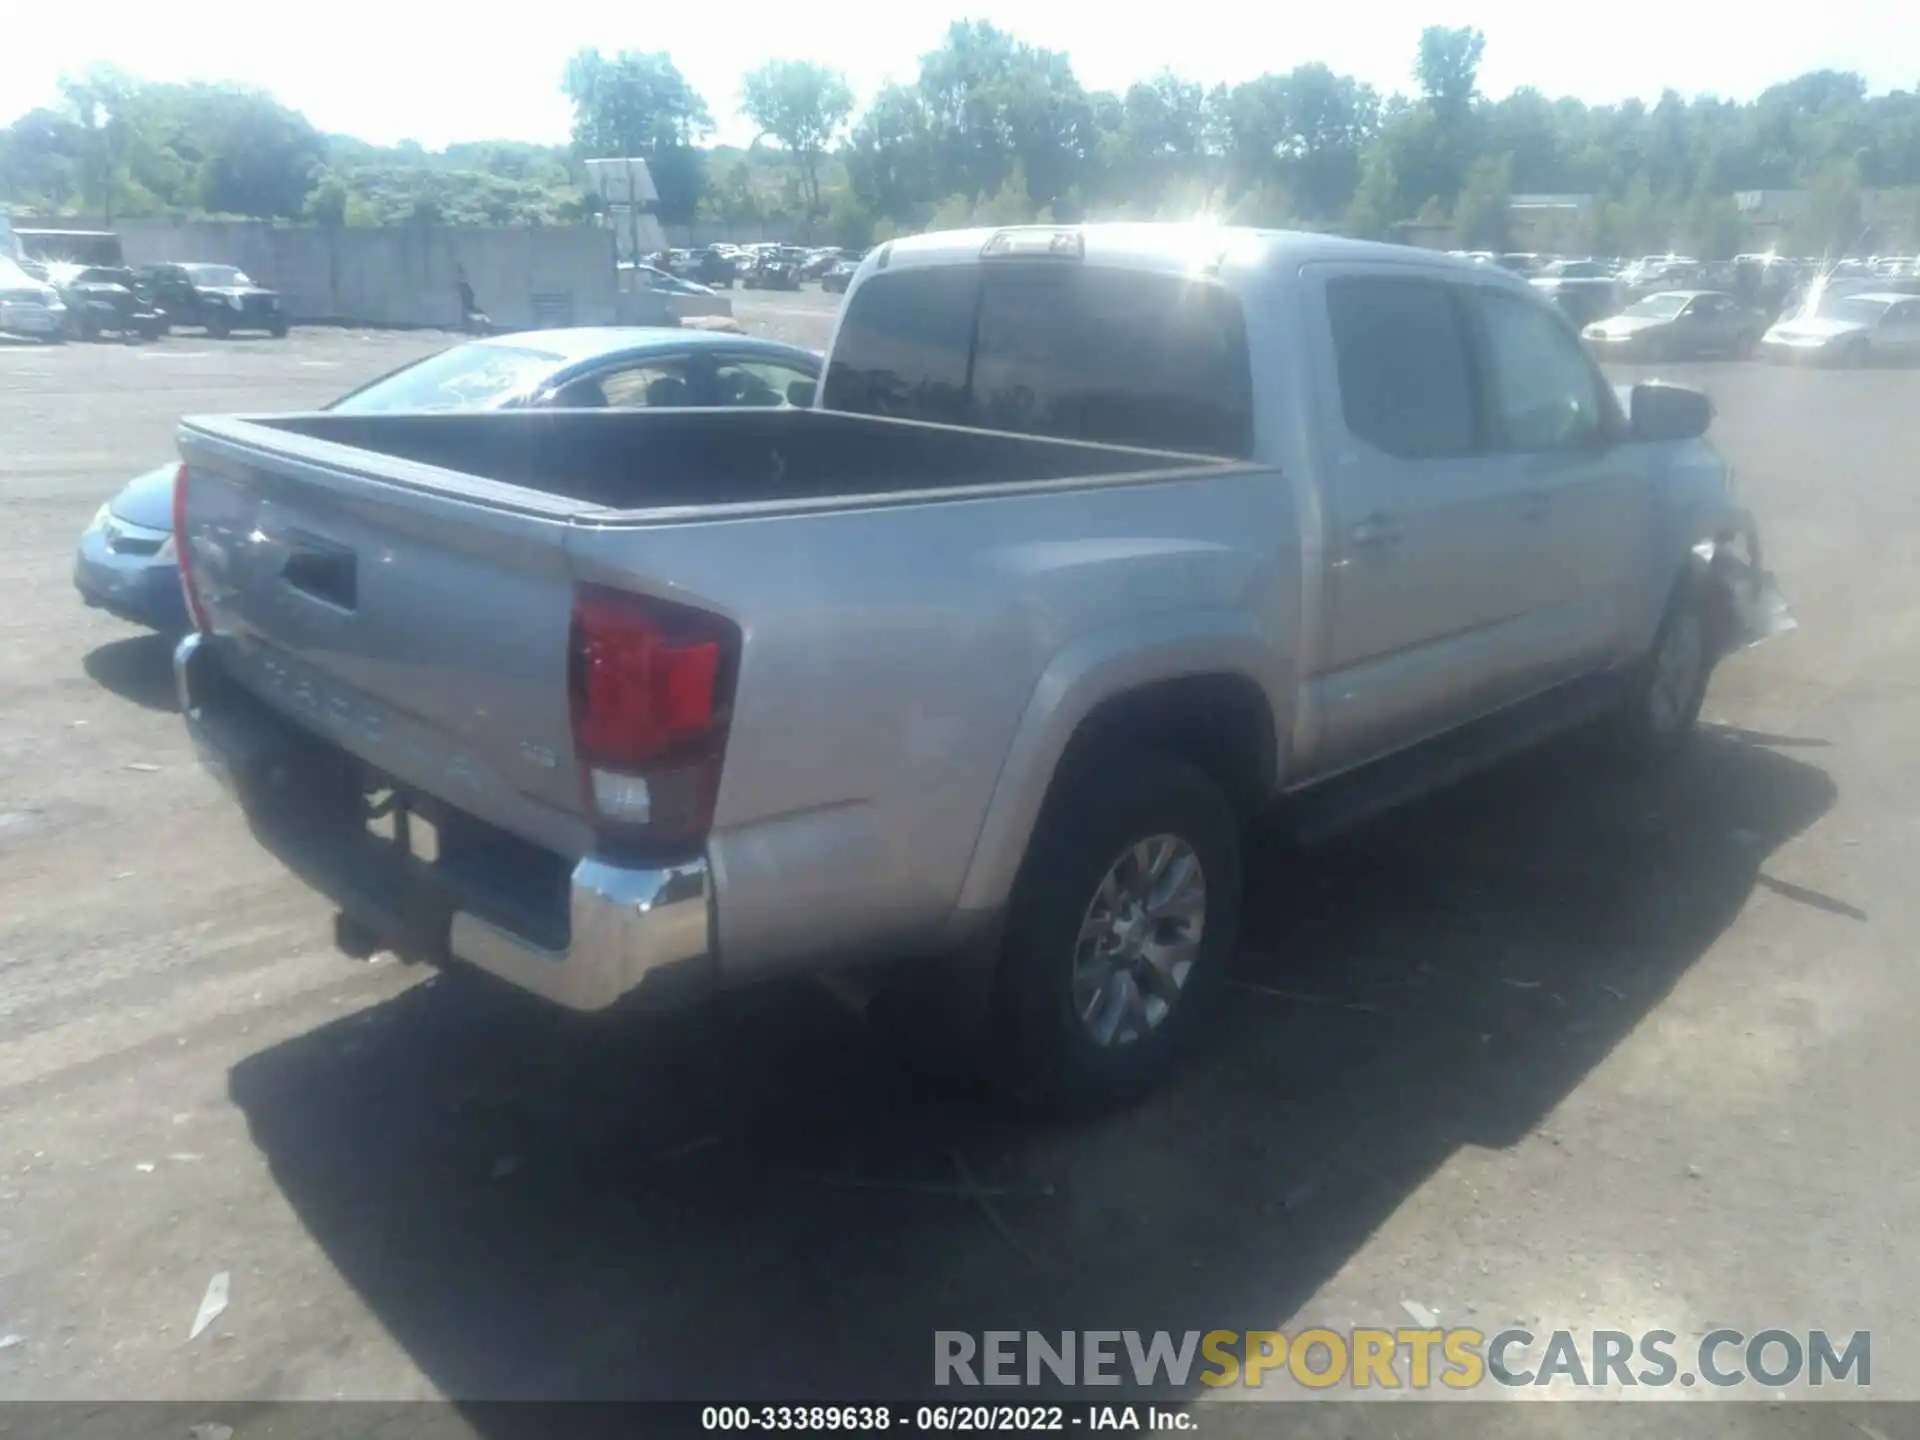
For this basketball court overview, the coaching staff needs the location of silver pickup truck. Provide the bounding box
[171,224,1791,1108]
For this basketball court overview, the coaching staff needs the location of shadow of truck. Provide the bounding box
[227,725,1835,1404]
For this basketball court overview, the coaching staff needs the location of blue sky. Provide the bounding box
[7,0,1917,150]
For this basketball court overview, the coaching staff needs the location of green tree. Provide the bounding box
[740,60,855,218]
[58,66,143,222]
[1415,26,1484,129]
[912,20,1096,209]
[1104,71,1211,209]
[0,109,86,209]
[1412,25,1484,202]
[184,88,327,217]
[1683,190,1744,258]
[1485,87,1566,194]
[1216,65,1378,219]
[1453,154,1512,249]
[845,83,936,222]
[1344,142,1403,239]
[1794,158,1865,254]
[561,48,712,221]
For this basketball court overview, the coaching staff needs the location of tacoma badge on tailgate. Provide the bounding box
[246,649,488,801]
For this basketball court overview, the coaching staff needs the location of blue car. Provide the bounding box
[74,327,824,634]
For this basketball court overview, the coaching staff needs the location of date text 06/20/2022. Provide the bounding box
[700,1405,1190,1431]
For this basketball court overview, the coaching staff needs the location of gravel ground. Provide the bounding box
[0,295,1914,1425]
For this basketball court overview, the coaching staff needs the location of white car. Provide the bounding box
[0,255,69,341]
[1760,292,1920,365]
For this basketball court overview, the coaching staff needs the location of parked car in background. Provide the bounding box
[0,255,67,341]
[1776,273,1920,326]
[1760,292,1920,365]
[1718,256,1809,321]
[800,247,848,280]
[620,264,737,324]
[1530,259,1620,326]
[46,264,168,341]
[74,327,821,634]
[169,225,1788,1108]
[1495,252,1548,275]
[138,262,288,337]
[1619,256,1703,299]
[663,247,737,288]
[741,250,803,290]
[1582,289,1766,359]
[821,258,860,294]
[694,245,738,288]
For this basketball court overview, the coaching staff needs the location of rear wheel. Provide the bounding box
[207,313,231,339]
[269,319,289,338]
[1836,338,1870,367]
[990,750,1241,1113]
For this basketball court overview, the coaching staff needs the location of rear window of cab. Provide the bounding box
[821,262,1255,459]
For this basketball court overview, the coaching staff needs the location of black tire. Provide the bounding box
[269,320,289,338]
[989,749,1241,1113]
[207,314,231,338]
[1836,338,1870,368]
[1611,571,1713,766]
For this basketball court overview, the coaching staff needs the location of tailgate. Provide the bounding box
[177,418,592,858]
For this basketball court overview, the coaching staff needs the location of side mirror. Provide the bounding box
[1629,382,1712,442]
[787,379,817,408]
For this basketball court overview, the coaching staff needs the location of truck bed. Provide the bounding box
[216,406,1223,513]
[173,402,1261,892]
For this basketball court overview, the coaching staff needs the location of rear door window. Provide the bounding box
[822,261,1254,457]
[1324,275,1479,459]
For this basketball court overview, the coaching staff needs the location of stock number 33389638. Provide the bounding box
[700,1405,1072,1432]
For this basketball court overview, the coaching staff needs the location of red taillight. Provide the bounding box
[171,462,210,633]
[568,584,737,846]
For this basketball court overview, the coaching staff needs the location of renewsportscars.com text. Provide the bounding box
[934,1328,1871,1391]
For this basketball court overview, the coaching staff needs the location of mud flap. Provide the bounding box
[1701,508,1797,657]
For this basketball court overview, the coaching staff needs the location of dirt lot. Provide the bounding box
[2,294,1916,1421]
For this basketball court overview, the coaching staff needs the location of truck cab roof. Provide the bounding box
[874,224,1493,283]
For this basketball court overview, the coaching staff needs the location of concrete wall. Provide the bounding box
[114,221,618,330]
[663,219,814,247]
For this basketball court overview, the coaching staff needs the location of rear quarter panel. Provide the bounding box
[567,466,1298,980]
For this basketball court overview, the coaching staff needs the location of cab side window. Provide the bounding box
[1471,288,1609,453]
[1324,276,1478,459]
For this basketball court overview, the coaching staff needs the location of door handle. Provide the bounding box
[1518,489,1551,522]
[1348,512,1404,548]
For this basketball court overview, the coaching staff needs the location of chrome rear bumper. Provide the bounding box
[174,632,714,1011]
